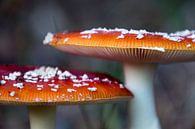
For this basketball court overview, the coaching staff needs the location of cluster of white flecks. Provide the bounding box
[13,83,24,89]
[80,28,195,42]
[4,72,21,81]
[80,28,147,40]
[0,66,124,98]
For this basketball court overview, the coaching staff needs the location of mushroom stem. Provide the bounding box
[28,106,56,129]
[123,63,161,129]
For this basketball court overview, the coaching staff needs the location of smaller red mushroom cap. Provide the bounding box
[44,28,195,63]
[0,65,132,105]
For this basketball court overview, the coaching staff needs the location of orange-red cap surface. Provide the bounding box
[45,28,195,63]
[0,65,132,105]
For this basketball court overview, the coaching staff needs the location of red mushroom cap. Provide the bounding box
[45,28,195,63]
[0,65,132,105]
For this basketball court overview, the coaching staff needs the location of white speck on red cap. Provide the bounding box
[43,32,53,45]
[64,38,69,43]
[0,80,6,85]
[136,33,144,39]
[87,87,97,92]
[186,44,192,48]
[73,83,82,87]
[51,88,58,92]
[9,91,16,97]
[13,83,24,89]
[116,34,125,39]
[81,34,91,39]
[67,88,76,92]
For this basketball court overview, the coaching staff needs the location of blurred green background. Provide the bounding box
[0,0,195,129]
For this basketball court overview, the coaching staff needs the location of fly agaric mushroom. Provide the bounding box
[0,65,132,129]
[44,28,195,129]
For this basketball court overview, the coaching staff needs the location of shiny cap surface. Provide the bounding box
[0,65,132,105]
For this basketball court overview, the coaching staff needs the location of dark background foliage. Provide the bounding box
[0,0,195,129]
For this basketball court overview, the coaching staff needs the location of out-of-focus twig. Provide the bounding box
[100,104,118,129]
[79,106,94,129]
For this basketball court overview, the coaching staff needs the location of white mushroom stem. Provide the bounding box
[28,106,56,129]
[123,63,161,129]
